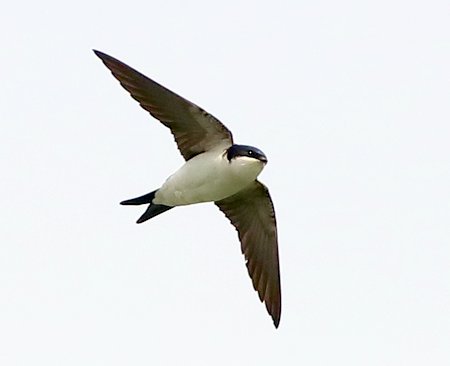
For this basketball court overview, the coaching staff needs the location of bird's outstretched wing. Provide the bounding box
[94,50,233,160]
[215,180,281,328]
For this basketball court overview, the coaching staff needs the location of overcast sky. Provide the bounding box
[1,0,449,365]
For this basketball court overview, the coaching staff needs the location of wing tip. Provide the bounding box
[267,300,281,329]
[264,284,281,329]
[92,49,103,58]
[93,49,114,64]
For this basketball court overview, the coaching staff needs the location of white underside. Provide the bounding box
[153,146,265,206]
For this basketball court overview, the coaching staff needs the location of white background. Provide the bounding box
[1,1,449,365]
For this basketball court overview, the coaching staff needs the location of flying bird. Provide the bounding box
[94,50,281,328]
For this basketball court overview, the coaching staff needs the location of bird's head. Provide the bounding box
[226,144,268,164]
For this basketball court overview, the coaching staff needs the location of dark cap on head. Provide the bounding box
[226,144,268,163]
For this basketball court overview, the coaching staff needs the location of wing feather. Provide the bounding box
[94,50,233,160]
[215,180,281,328]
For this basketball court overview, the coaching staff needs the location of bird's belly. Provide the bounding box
[153,153,263,206]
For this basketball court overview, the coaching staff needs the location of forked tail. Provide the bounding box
[120,190,173,224]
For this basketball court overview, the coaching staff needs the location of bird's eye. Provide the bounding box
[248,150,253,155]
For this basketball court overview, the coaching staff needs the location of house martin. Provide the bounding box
[94,50,281,328]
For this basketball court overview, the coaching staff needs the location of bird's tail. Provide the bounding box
[120,190,173,224]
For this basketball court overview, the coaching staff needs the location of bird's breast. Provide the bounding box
[154,149,265,206]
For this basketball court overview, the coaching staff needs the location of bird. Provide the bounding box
[94,50,281,328]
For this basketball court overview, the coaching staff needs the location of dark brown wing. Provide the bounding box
[94,50,233,160]
[215,180,281,328]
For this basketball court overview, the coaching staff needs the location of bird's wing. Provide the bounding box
[215,180,281,328]
[94,50,233,160]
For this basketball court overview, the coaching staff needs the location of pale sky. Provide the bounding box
[1,0,449,365]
